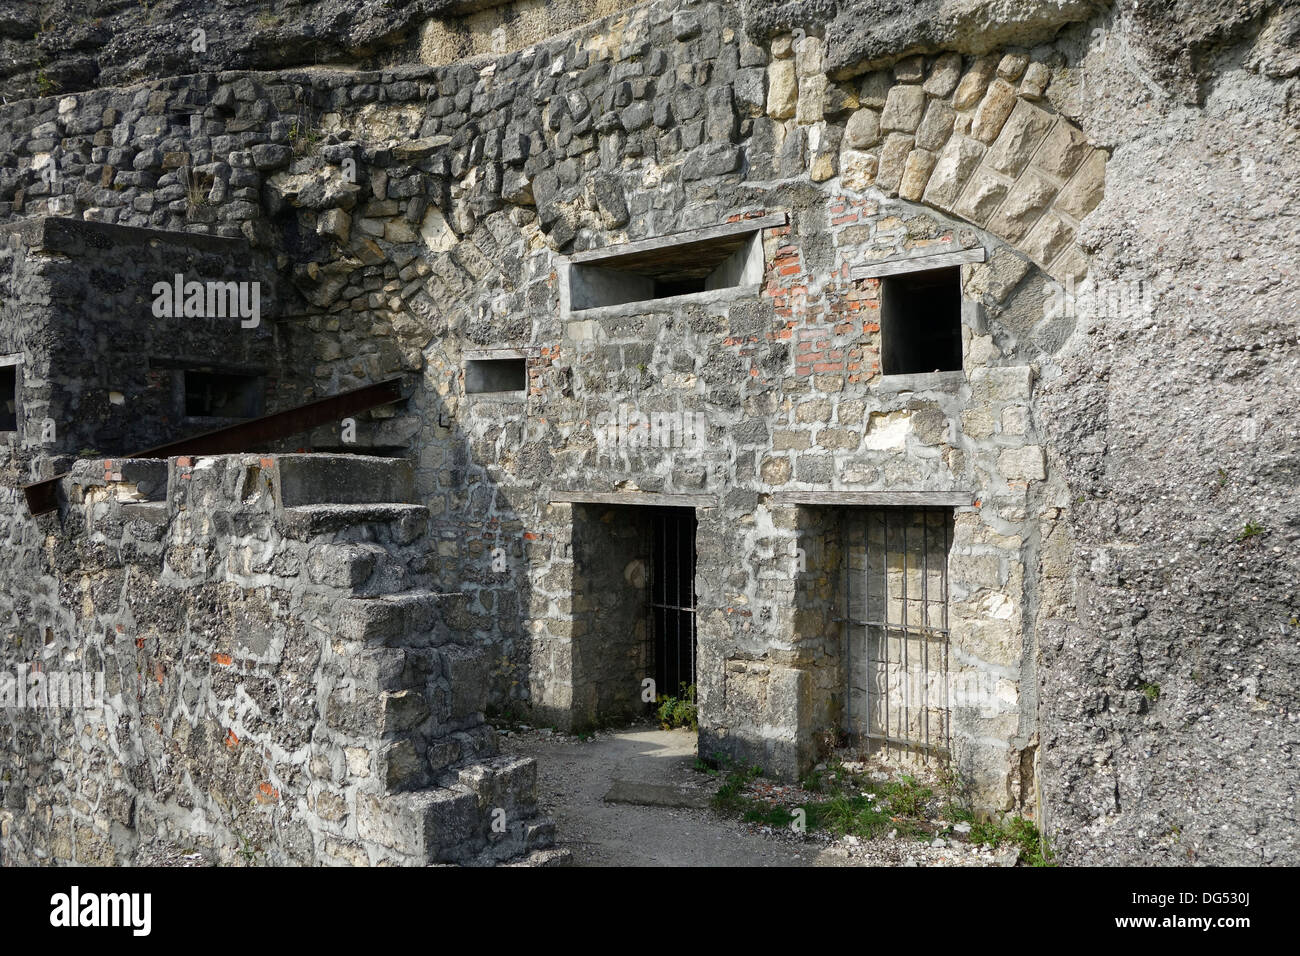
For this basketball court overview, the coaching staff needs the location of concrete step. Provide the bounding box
[307,541,432,595]
[355,756,553,865]
[454,755,538,817]
[335,589,460,646]
[275,454,415,506]
[276,502,428,542]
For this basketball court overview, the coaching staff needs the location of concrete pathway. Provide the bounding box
[500,725,853,867]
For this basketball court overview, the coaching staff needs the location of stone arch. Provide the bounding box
[769,38,1105,285]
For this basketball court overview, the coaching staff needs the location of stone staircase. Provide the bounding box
[265,454,565,865]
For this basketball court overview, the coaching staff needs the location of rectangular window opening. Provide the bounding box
[1,364,17,432]
[880,266,963,375]
[466,358,527,395]
[183,370,263,419]
[566,216,786,314]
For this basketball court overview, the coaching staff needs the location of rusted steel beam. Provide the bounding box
[19,378,407,516]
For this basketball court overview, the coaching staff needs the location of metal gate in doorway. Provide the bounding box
[645,507,697,698]
[844,507,953,759]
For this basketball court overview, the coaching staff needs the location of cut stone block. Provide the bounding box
[1032,119,1091,179]
[971,79,1019,144]
[923,135,987,210]
[986,100,1054,177]
[1054,149,1106,220]
[989,169,1058,242]
[953,56,999,110]
[956,167,1011,225]
[881,84,927,132]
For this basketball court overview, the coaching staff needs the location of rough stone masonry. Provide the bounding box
[0,0,1297,866]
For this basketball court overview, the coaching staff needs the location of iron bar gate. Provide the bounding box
[645,507,697,697]
[844,507,953,759]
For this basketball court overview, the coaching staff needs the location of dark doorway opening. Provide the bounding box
[647,507,698,698]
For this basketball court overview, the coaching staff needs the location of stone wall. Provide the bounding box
[0,453,555,865]
[1,0,1297,865]
[0,0,1087,840]
[0,217,302,486]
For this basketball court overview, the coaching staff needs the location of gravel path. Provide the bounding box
[499,723,1004,867]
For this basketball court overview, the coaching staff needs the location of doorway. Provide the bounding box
[646,507,698,699]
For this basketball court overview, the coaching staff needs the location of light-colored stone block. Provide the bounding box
[1019,61,1050,100]
[955,167,1011,225]
[971,79,1018,144]
[1019,212,1074,267]
[989,169,1057,242]
[881,84,927,132]
[922,134,986,210]
[915,99,956,151]
[795,34,824,76]
[998,445,1046,481]
[875,133,914,193]
[997,53,1029,81]
[899,148,937,200]
[1054,149,1106,219]
[840,149,878,191]
[767,60,797,119]
[844,108,881,148]
[952,55,999,110]
[1032,119,1091,179]
[986,100,1054,177]
[924,52,963,97]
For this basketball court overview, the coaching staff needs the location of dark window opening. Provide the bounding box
[647,507,698,698]
[654,277,707,299]
[1,365,17,431]
[183,371,263,419]
[880,266,963,375]
[466,358,527,394]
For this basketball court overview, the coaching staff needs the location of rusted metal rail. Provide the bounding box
[20,378,407,516]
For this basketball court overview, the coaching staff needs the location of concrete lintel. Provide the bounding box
[769,490,975,507]
[567,213,788,265]
[463,347,537,361]
[550,490,718,509]
[874,370,967,394]
[851,246,987,280]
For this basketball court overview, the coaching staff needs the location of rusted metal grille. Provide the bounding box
[646,507,697,698]
[845,507,953,759]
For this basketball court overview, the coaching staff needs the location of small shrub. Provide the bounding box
[656,683,697,731]
[969,815,1056,866]
[712,763,762,813]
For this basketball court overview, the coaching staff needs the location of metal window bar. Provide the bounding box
[645,508,697,699]
[845,507,952,760]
